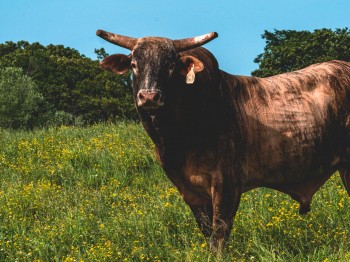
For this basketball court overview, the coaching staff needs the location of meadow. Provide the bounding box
[0,122,349,261]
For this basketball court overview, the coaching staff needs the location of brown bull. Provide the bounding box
[97,29,350,251]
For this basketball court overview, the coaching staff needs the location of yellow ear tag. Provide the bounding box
[186,64,195,84]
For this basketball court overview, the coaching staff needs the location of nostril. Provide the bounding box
[138,92,145,102]
[153,92,161,102]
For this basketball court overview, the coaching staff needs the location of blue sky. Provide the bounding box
[1,0,350,75]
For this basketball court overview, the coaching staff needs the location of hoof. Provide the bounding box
[299,203,311,215]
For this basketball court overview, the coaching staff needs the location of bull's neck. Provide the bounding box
[138,83,223,161]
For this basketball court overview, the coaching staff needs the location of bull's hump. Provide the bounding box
[265,60,350,81]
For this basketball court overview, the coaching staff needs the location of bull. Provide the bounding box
[96,29,350,251]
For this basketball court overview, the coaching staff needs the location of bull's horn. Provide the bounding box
[96,29,138,50]
[173,32,218,52]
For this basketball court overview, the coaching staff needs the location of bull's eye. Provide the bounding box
[168,63,175,77]
[169,63,175,71]
[131,61,137,73]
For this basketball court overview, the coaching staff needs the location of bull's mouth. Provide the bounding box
[137,99,164,110]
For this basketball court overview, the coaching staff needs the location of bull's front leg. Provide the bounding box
[209,176,242,252]
[164,169,215,239]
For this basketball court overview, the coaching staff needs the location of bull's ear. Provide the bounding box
[179,55,204,77]
[100,54,131,75]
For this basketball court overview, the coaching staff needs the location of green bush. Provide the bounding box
[0,67,43,129]
[0,41,137,124]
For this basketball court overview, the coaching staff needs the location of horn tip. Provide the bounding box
[96,29,104,37]
[212,32,219,38]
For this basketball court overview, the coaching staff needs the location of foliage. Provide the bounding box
[252,28,350,77]
[0,41,137,127]
[94,48,109,61]
[0,122,349,261]
[0,67,43,129]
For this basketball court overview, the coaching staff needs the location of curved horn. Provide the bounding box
[96,29,138,50]
[173,32,218,52]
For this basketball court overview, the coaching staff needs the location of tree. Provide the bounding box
[94,48,109,61]
[0,67,43,129]
[252,28,350,77]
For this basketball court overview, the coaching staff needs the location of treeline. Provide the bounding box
[1,28,350,129]
[0,41,137,129]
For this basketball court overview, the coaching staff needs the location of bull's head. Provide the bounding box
[96,30,218,110]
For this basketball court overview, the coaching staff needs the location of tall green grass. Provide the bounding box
[0,122,348,261]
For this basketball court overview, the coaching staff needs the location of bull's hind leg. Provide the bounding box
[339,168,350,195]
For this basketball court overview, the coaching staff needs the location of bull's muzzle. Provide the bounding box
[137,89,164,109]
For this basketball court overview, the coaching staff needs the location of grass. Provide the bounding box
[0,122,349,261]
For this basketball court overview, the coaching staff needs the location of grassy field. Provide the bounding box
[0,122,349,261]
